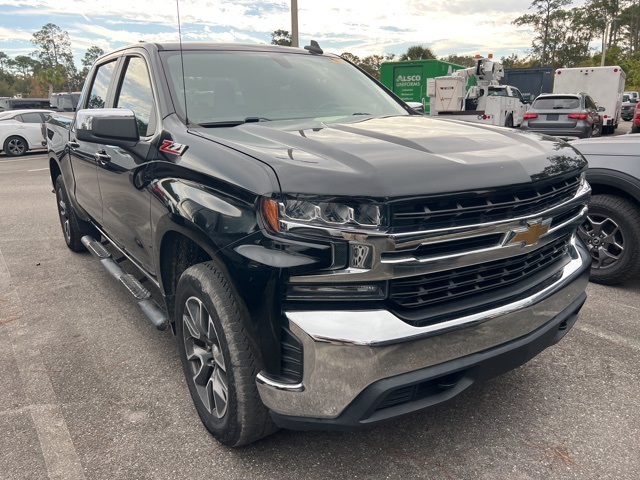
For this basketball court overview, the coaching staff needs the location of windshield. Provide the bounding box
[160,50,408,125]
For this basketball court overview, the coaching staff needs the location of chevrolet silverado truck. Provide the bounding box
[46,42,591,447]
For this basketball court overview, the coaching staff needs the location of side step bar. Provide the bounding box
[81,235,169,331]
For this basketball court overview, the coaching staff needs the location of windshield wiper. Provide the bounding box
[352,112,371,116]
[196,116,272,128]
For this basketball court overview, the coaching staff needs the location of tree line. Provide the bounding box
[0,23,104,98]
[508,0,640,87]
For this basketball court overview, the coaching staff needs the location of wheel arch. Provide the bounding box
[155,216,283,375]
[587,169,640,205]
[50,157,62,189]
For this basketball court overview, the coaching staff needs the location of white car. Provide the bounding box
[0,109,53,157]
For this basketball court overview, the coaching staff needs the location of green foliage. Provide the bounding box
[82,46,105,68]
[441,54,476,67]
[516,0,640,70]
[400,45,436,61]
[339,52,395,79]
[271,29,292,46]
[500,53,535,68]
[0,25,103,96]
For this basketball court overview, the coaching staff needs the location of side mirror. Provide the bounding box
[597,106,606,112]
[75,108,140,147]
[632,98,638,104]
[406,102,425,114]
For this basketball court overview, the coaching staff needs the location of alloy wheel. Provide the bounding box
[578,213,624,269]
[7,138,26,156]
[182,296,228,419]
[56,187,71,243]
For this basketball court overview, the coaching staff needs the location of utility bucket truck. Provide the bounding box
[427,56,529,127]
[552,66,625,134]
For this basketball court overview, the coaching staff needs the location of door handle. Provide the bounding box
[95,151,111,163]
[68,140,80,149]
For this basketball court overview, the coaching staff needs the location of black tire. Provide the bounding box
[602,125,614,135]
[594,122,603,137]
[175,261,277,447]
[578,194,640,285]
[505,113,514,128]
[632,125,640,134]
[3,135,27,157]
[54,176,96,252]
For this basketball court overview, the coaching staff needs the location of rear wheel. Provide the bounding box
[505,114,514,128]
[54,176,96,252]
[3,135,27,157]
[578,194,640,285]
[175,261,277,446]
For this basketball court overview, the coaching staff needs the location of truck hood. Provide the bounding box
[190,115,585,198]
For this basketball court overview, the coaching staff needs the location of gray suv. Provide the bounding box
[521,92,603,139]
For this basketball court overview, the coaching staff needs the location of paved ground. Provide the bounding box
[1,147,638,480]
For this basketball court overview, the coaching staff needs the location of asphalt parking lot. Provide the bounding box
[1,145,638,479]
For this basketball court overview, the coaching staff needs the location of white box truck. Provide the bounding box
[427,56,529,127]
[553,66,625,134]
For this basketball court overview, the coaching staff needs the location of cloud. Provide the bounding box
[0,0,545,63]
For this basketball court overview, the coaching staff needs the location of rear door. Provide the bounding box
[12,112,48,149]
[69,58,120,222]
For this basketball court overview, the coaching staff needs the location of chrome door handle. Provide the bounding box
[95,151,111,163]
[68,141,80,149]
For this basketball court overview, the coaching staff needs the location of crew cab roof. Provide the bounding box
[96,42,328,61]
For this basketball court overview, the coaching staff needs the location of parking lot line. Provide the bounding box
[1,247,86,480]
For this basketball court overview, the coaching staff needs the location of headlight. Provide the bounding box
[261,198,383,233]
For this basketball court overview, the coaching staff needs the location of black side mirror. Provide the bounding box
[75,108,140,147]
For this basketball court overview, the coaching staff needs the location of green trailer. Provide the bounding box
[380,59,468,113]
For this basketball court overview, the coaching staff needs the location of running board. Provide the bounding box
[81,235,169,331]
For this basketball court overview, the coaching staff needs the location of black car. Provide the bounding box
[572,136,640,284]
[520,92,603,138]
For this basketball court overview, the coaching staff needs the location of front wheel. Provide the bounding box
[578,194,640,285]
[3,135,27,157]
[175,261,277,446]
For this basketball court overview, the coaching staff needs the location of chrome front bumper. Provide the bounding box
[256,235,590,420]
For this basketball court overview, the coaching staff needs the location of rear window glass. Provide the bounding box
[532,96,580,110]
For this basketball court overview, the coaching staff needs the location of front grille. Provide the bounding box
[390,174,581,230]
[388,236,570,320]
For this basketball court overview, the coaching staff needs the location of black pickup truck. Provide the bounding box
[46,42,591,446]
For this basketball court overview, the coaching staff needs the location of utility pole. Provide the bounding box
[291,0,299,47]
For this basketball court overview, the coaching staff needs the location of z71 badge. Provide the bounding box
[159,140,188,156]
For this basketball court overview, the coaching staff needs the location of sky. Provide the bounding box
[0,0,589,66]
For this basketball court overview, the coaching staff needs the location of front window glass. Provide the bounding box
[160,50,407,125]
[115,56,156,137]
[87,60,117,109]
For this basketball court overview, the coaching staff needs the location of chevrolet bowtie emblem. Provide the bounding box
[505,218,551,247]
